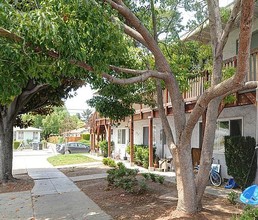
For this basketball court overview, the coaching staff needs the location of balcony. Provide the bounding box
[133,49,258,117]
[183,49,258,101]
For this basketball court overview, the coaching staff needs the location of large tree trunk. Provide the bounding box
[196,98,222,208]
[173,144,197,213]
[0,115,15,182]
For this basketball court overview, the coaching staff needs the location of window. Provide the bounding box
[33,132,38,140]
[118,129,126,144]
[18,131,24,140]
[143,127,149,146]
[214,121,230,152]
[143,126,156,146]
[199,119,242,152]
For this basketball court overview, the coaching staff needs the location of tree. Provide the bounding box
[0,0,255,215]
[81,109,93,123]
[90,0,255,214]
[0,0,128,182]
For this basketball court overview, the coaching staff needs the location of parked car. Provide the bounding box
[56,142,90,154]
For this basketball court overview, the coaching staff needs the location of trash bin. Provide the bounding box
[32,142,38,150]
[38,143,43,150]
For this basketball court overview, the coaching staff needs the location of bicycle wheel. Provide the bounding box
[209,170,222,187]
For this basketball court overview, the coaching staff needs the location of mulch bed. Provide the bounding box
[0,173,34,193]
[60,165,244,220]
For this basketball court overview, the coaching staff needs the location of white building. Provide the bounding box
[13,127,41,143]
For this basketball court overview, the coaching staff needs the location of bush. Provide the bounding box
[141,173,150,180]
[227,191,238,205]
[156,176,165,184]
[107,162,146,194]
[13,141,20,149]
[127,144,156,168]
[225,136,257,189]
[233,205,258,219]
[82,133,90,140]
[103,158,117,167]
[99,140,108,157]
[141,173,165,184]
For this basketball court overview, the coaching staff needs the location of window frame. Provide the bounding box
[117,129,126,144]
[199,117,243,153]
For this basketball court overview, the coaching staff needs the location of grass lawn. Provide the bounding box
[47,154,98,166]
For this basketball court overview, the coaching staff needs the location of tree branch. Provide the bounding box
[111,16,148,47]
[109,65,150,75]
[105,0,166,61]
[102,70,166,84]
[8,83,49,123]
[0,28,22,42]
[234,0,255,83]
[156,80,174,144]
[207,0,222,55]
[217,0,242,57]
[123,23,148,47]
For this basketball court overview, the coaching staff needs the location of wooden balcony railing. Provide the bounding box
[132,49,258,113]
[183,49,258,101]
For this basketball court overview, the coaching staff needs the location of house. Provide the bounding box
[13,127,41,143]
[62,127,89,142]
[90,3,258,179]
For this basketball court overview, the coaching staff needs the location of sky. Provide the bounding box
[65,0,233,115]
[65,85,94,115]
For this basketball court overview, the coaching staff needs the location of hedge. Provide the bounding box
[225,136,257,189]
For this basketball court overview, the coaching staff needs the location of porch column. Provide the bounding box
[90,128,94,152]
[91,132,96,153]
[130,116,134,165]
[108,123,111,157]
[148,116,154,169]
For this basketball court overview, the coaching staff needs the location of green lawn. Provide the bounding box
[47,154,98,166]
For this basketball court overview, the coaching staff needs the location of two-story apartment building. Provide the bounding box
[90,3,258,179]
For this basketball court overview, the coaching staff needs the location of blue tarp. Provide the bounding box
[225,178,238,189]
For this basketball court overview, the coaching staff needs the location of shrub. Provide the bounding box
[149,173,157,182]
[82,133,90,140]
[233,205,258,219]
[13,141,20,149]
[141,173,164,184]
[141,173,150,180]
[58,136,65,144]
[103,158,117,167]
[126,145,157,168]
[156,176,165,184]
[107,162,146,194]
[225,136,257,189]
[227,191,238,205]
[99,140,108,157]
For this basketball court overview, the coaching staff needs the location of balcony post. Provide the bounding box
[130,116,134,165]
[148,116,154,170]
[107,123,111,157]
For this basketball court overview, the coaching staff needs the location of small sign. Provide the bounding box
[211,164,221,173]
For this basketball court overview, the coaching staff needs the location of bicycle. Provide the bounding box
[194,161,222,187]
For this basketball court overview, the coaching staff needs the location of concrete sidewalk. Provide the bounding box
[0,149,112,220]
